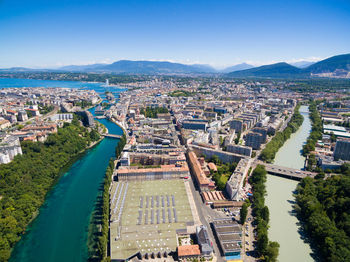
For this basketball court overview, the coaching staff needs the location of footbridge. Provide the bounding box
[103,134,122,139]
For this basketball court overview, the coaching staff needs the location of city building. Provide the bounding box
[212,218,242,257]
[182,120,208,131]
[0,136,22,164]
[226,158,251,201]
[196,225,213,257]
[116,164,189,181]
[229,119,244,133]
[177,245,201,261]
[334,139,350,161]
[226,144,252,157]
[245,132,263,150]
[18,110,28,122]
[187,151,214,191]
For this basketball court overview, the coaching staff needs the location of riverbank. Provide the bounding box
[302,101,323,171]
[295,174,350,261]
[260,104,304,163]
[10,130,123,262]
[249,165,280,262]
[0,122,95,261]
[87,131,126,261]
[265,105,314,262]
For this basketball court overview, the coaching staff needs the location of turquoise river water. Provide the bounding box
[0,78,124,262]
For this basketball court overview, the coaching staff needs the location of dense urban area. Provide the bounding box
[1,75,350,262]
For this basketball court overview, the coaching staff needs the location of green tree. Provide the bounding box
[265,241,280,262]
[240,203,248,224]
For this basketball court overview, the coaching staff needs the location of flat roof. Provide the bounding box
[323,124,346,132]
[324,130,350,138]
[212,219,242,255]
[110,180,194,260]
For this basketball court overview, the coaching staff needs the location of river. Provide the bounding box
[0,78,125,262]
[265,105,314,262]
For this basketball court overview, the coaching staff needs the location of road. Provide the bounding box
[186,176,225,262]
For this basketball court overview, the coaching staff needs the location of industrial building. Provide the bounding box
[212,218,242,257]
[116,164,189,181]
[109,180,194,261]
[128,151,186,166]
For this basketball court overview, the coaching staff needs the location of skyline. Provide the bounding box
[0,0,350,68]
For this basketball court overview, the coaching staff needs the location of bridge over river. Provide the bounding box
[103,134,122,139]
[255,160,317,180]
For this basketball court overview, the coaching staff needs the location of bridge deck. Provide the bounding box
[104,134,122,139]
[261,163,316,180]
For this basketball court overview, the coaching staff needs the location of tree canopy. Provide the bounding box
[0,120,93,261]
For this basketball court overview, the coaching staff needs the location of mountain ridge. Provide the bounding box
[226,54,350,78]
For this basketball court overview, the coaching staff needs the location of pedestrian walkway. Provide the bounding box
[184,180,201,226]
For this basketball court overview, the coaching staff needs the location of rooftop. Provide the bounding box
[177,245,201,257]
[110,180,194,260]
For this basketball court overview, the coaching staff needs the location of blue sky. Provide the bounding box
[0,0,349,68]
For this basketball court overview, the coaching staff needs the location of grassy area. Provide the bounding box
[208,156,237,190]
[130,163,161,169]
[168,90,197,97]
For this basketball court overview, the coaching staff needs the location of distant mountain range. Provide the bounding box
[290,61,315,68]
[227,54,350,79]
[1,53,349,78]
[220,63,254,73]
[58,60,218,74]
[55,61,257,74]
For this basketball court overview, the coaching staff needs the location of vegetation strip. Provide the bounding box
[89,134,126,262]
[0,118,100,261]
[249,165,280,262]
[295,171,350,261]
[302,101,323,171]
[260,104,304,163]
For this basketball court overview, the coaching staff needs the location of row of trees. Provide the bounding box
[260,105,304,163]
[89,131,127,261]
[249,165,280,262]
[295,174,350,261]
[240,202,249,224]
[94,159,114,262]
[115,134,126,157]
[302,101,323,159]
[140,107,169,118]
[97,133,127,261]
[0,120,92,261]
